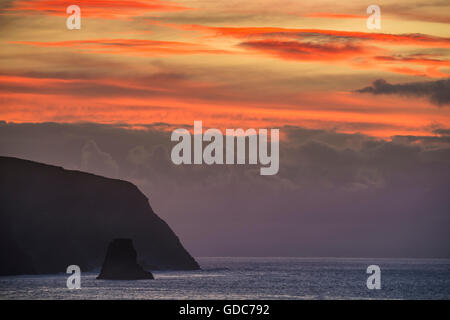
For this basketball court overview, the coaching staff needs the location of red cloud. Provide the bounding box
[304,13,365,19]
[239,40,373,62]
[176,25,449,77]
[190,26,450,48]
[374,55,450,78]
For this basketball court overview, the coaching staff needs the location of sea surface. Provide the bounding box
[1,257,449,300]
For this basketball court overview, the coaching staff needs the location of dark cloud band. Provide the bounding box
[357,78,450,106]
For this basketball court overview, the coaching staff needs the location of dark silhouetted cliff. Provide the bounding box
[0,156,200,275]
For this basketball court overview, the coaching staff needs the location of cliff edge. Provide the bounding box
[0,156,200,275]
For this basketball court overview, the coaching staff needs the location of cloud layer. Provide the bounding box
[357,78,450,106]
[1,0,449,138]
[1,121,449,258]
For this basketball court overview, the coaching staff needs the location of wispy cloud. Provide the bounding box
[304,12,365,19]
[195,26,450,48]
[9,39,229,56]
[238,39,372,62]
[5,0,189,19]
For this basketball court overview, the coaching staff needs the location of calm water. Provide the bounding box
[1,257,449,300]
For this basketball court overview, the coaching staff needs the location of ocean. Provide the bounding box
[1,257,449,300]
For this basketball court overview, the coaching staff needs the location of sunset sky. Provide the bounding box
[1,0,449,138]
[1,1,450,257]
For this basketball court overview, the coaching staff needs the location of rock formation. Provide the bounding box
[97,239,154,280]
[0,156,200,275]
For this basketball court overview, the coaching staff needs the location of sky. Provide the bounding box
[1,0,449,137]
[0,0,449,258]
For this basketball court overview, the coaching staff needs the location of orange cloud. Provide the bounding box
[375,55,450,68]
[1,72,448,139]
[190,26,450,48]
[10,39,228,56]
[374,55,450,78]
[304,13,365,19]
[6,0,189,19]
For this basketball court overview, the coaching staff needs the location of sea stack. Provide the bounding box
[97,239,154,280]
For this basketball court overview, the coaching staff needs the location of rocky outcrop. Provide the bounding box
[0,156,200,275]
[97,239,154,280]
